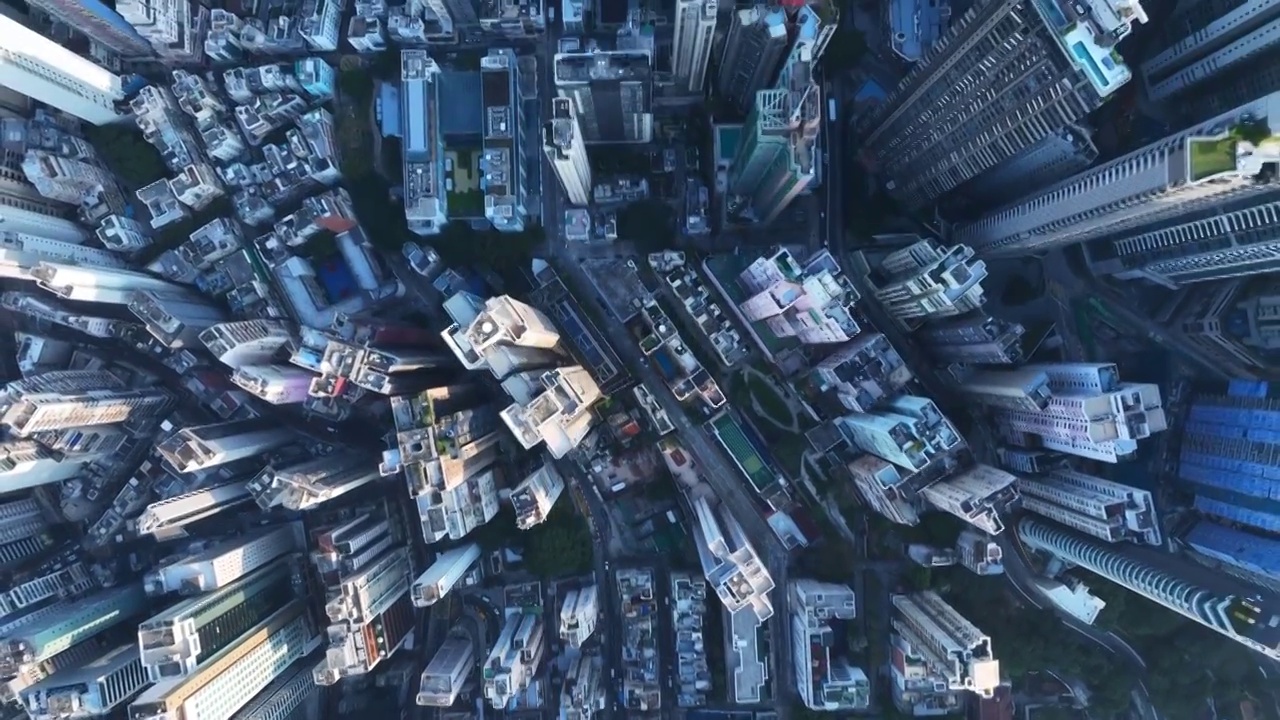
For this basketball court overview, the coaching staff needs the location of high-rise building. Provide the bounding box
[0,495,46,547]
[401,51,447,236]
[417,632,476,707]
[873,240,988,322]
[833,395,962,472]
[138,557,297,681]
[0,439,95,492]
[560,652,604,719]
[482,613,546,710]
[736,248,861,345]
[1018,517,1280,660]
[443,294,563,380]
[919,464,1018,535]
[0,371,174,436]
[481,49,528,233]
[226,652,321,720]
[144,524,303,595]
[1,292,120,339]
[199,320,295,370]
[127,289,226,349]
[0,16,128,125]
[956,91,1280,258]
[136,481,255,539]
[21,642,150,720]
[313,593,414,685]
[553,49,654,144]
[1184,521,1280,593]
[0,556,96,620]
[543,97,592,206]
[1017,468,1160,545]
[980,363,1167,462]
[30,262,189,305]
[230,365,314,405]
[717,6,788,113]
[672,0,717,94]
[862,0,1148,209]
[117,0,207,65]
[411,543,480,607]
[499,367,601,458]
[689,495,775,622]
[728,45,820,225]
[0,232,126,281]
[1178,380,1280,536]
[790,580,867,711]
[803,333,914,416]
[955,529,1004,575]
[1141,0,1280,107]
[24,0,154,57]
[320,547,410,629]
[0,586,148,675]
[918,314,1025,365]
[890,591,1000,698]
[247,452,380,511]
[558,585,599,648]
[129,600,320,720]
[156,419,294,474]
[97,215,152,251]
[511,463,566,528]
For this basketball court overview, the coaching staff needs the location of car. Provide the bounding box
[401,241,435,276]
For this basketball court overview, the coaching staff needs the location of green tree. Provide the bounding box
[821,29,869,73]
[83,124,167,189]
[522,504,593,578]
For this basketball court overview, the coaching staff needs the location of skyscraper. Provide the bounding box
[511,463,565,528]
[728,44,820,225]
[21,642,150,719]
[873,240,988,322]
[0,233,126,281]
[862,0,1148,209]
[672,0,717,94]
[1140,0,1280,107]
[734,248,861,345]
[1017,468,1161,545]
[30,262,190,305]
[226,652,321,720]
[156,419,295,474]
[890,591,1000,697]
[543,97,592,206]
[138,557,297,681]
[558,585,599,648]
[0,16,128,125]
[689,495,775,622]
[442,294,563,380]
[1018,517,1280,660]
[918,314,1025,365]
[229,365,314,405]
[956,91,1280,258]
[199,320,295,370]
[127,289,226,349]
[790,580,867,711]
[401,51,447,236]
[0,495,46,547]
[481,48,528,233]
[919,464,1018,535]
[144,524,303,595]
[417,632,475,707]
[553,49,654,144]
[483,613,546,710]
[833,395,962,472]
[499,366,602,459]
[313,593,414,684]
[247,452,381,511]
[717,6,788,113]
[0,586,148,675]
[129,600,320,720]
[411,543,480,607]
[0,371,174,436]
[136,481,255,539]
[23,0,154,57]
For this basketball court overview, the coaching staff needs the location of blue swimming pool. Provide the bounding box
[1072,41,1111,89]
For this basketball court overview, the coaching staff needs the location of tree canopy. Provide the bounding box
[522,503,593,578]
[822,29,869,74]
[83,124,167,189]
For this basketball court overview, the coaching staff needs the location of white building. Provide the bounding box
[136,481,254,539]
[248,452,380,511]
[790,580,868,711]
[483,613,546,710]
[402,51,447,236]
[480,49,527,233]
[128,601,319,720]
[127,288,225,349]
[155,418,294,474]
[511,462,566,529]
[736,248,860,344]
[143,523,302,595]
[0,16,126,124]
[559,585,599,648]
[199,320,295,370]
[560,652,605,719]
[804,332,913,415]
[321,548,411,629]
[21,643,148,720]
[543,97,592,206]
[890,591,1000,698]
[1017,468,1161,545]
[833,395,962,472]
[0,371,174,436]
[874,240,988,322]
[411,543,480,607]
[230,365,314,405]
[0,495,46,546]
[499,367,601,459]
[96,214,152,251]
[0,439,96,492]
[138,557,296,681]
[955,529,1003,576]
[689,495,774,622]
[672,0,717,93]
[299,0,344,50]
[442,294,563,380]
[30,262,190,305]
[0,232,125,281]
[1032,576,1107,625]
[417,633,476,707]
[919,464,1018,535]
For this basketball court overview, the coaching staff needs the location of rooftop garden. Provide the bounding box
[1188,137,1238,181]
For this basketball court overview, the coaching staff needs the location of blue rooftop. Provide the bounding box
[1186,521,1280,582]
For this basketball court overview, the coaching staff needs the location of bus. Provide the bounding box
[828,97,837,121]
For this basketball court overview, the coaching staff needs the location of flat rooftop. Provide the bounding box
[581,258,648,322]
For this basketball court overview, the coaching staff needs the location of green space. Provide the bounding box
[83,124,167,189]
[709,413,781,496]
[448,188,484,218]
[521,501,593,578]
[1188,137,1238,180]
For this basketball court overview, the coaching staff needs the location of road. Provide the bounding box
[548,254,793,716]
[999,526,1160,720]
[1042,248,1241,380]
